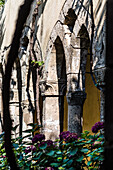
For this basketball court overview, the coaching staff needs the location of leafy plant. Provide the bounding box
[0,122,104,169]
[31,60,44,67]
[0,0,5,7]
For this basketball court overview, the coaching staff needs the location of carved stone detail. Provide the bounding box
[39,79,67,96]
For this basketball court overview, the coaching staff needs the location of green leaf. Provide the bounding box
[76,142,85,146]
[38,61,44,66]
[87,161,92,166]
[26,160,31,167]
[84,130,90,134]
[46,150,55,156]
[50,163,60,167]
[70,148,78,155]
[13,143,19,149]
[0,132,5,138]
[76,155,84,162]
[81,148,89,153]
[56,151,62,155]
[86,140,92,144]
[93,156,99,161]
[39,143,47,149]
[98,157,104,161]
[89,167,95,170]
[58,167,65,170]
[78,138,85,142]
[31,60,35,63]
[57,157,62,162]
[19,154,23,161]
[24,167,30,170]
[68,168,75,170]
[67,160,73,166]
[63,159,69,163]
[33,152,43,160]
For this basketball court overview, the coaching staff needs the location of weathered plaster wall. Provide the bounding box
[0,0,37,134]
[36,0,66,58]
[0,0,24,49]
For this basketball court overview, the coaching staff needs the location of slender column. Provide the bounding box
[100,87,105,122]
[94,68,106,123]
[67,91,86,136]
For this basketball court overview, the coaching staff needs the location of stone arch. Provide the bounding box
[42,0,94,136]
[44,0,92,92]
[54,36,67,132]
[45,21,69,76]
[78,24,90,90]
[41,36,68,138]
[76,25,101,132]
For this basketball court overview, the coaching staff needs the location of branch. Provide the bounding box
[2,0,34,169]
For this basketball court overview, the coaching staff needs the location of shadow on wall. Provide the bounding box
[0,17,6,49]
[55,36,67,133]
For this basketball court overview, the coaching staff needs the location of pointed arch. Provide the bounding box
[78,25,101,132]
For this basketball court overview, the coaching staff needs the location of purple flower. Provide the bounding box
[91,122,104,133]
[38,140,54,148]
[46,140,53,147]
[31,145,36,152]
[25,145,36,154]
[59,131,78,142]
[65,133,78,142]
[59,131,70,139]
[25,146,31,154]
[38,141,46,148]
[32,133,45,143]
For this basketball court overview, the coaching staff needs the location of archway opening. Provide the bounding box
[55,36,67,133]
[78,25,100,132]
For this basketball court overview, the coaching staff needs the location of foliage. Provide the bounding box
[31,60,44,67]
[0,0,5,7]
[0,122,104,169]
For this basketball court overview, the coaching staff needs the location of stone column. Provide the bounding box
[67,91,86,136]
[100,87,105,122]
[94,67,106,122]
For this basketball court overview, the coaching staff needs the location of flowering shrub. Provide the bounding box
[32,133,45,143]
[0,122,104,169]
[60,131,78,142]
[91,122,104,133]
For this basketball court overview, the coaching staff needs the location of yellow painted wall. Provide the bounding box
[83,54,100,132]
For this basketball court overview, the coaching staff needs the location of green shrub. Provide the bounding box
[0,122,104,169]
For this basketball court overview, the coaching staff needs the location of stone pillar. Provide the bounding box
[67,91,86,136]
[94,67,106,122]
[100,87,105,122]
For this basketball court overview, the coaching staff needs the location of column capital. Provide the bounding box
[67,91,86,106]
[94,66,106,88]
